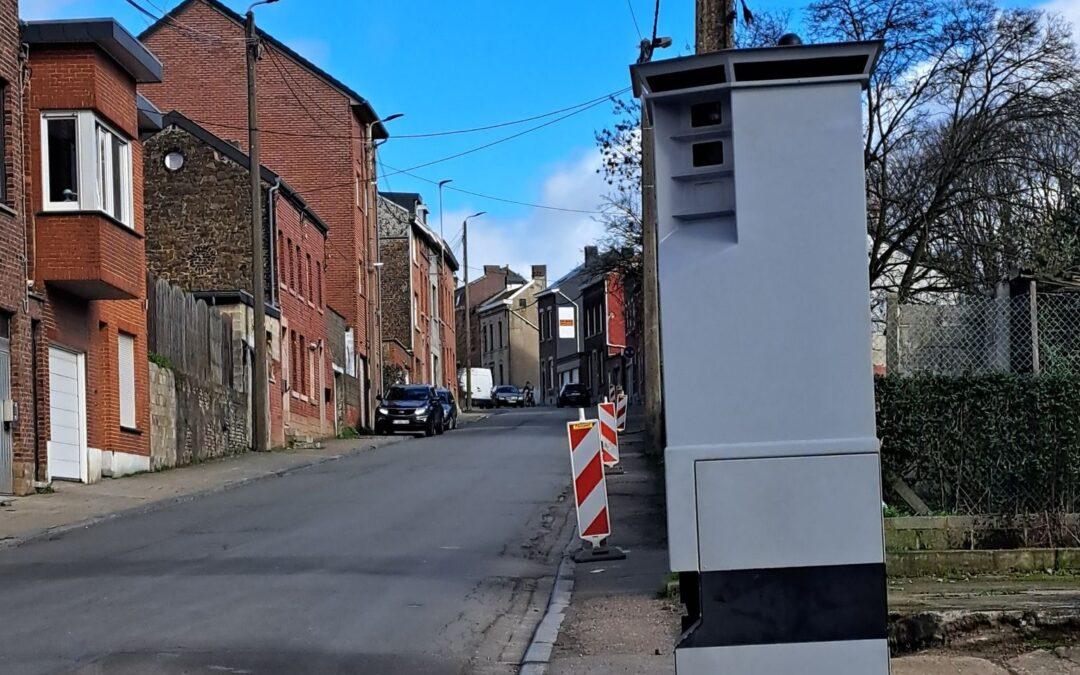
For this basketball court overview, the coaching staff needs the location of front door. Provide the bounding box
[0,319,12,494]
[48,347,87,482]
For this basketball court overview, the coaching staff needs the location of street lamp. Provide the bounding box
[436,179,452,390]
[462,211,486,410]
[368,112,401,417]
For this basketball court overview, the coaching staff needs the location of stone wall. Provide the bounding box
[144,126,262,295]
[149,362,177,470]
[148,360,249,470]
[174,371,249,466]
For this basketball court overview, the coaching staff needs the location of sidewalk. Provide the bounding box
[545,426,1080,674]
[0,411,487,550]
[548,428,681,674]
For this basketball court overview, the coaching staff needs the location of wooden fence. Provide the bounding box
[146,274,237,389]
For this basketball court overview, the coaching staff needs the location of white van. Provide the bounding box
[459,368,493,408]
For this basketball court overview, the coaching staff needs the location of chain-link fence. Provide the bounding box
[886,290,1080,376]
[880,290,1080,542]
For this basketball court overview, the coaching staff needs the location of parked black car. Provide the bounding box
[557,383,591,408]
[492,385,524,407]
[375,385,444,437]
[436,387,458,431]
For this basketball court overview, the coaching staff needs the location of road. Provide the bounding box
[0,407,577,674]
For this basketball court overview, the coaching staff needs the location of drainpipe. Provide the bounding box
[266,179,282,305]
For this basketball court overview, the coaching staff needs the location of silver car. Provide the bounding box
[491,385,524,407]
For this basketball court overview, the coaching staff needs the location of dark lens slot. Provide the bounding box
[691,101,723,127]
[692,141,724,167]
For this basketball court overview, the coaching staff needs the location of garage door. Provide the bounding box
[0,329,11,494]
[48,347,86,482]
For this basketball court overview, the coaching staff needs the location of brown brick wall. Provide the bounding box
[27,42,151,472]
[0,0,32,493]
[139,0,377,366]
[273,192,332,439]
[455,268,514,372]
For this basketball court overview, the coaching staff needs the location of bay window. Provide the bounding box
[41,111,132,226]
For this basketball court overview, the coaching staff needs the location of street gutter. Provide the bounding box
[520,533,579,674]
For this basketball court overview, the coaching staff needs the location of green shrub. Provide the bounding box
[148,352,175,371]
[877,373,1080,515]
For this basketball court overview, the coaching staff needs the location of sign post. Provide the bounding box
[567,409,626,563]
[615,393,628,432]
[598,399,623,475]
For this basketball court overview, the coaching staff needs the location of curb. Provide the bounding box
[0,435,406,552]
[519,536,578,674]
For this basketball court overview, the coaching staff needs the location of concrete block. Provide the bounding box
[86,447,102,483]
[101,451,150,478]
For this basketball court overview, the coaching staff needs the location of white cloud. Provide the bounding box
[444,148,608,286]
[1042,0,1080,45]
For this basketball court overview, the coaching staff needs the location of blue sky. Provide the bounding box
[22,0,1073,279]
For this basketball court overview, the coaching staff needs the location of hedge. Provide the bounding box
[876,373,1080,515]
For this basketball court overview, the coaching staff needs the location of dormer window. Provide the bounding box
[41,111,132,227]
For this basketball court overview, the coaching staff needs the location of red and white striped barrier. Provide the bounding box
[567,416,610,545]
[598,401,620,468]
[615,393,628,431]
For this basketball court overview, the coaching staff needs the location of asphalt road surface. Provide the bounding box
[0,407,578,674]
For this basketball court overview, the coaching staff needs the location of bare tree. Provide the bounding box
[594,97,644,282]
[808,0,1080,299]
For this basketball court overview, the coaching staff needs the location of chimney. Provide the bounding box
[531,265,547,290]
[584,246,599,266]
[483,265,502,276]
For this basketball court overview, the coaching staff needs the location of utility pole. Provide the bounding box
[246,3,274,452]
[641,111,664,456]
[696,0,736,52]
[462,211,485,410]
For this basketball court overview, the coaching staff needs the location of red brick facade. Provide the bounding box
[274,191,333,440]
[139,0,383,428]
[0,0,34,494]
[23,39,155,485]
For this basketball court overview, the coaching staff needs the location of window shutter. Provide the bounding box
[118,334,136,428]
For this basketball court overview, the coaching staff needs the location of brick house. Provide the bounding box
[0,0,31,494]
[377,192,458,390]
[143,111,333,446]
[138,0,387,429]
[581,269,628,402]
[22,19,163,486]
[455,265,526,374]
[535,248,598,405]
[478,266,546,389]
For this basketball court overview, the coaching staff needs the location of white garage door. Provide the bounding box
[48,347,86,482]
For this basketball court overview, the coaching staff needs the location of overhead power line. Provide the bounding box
[626,0,645,40]
[393,89,629,139]
[125,0,248,44]
[167,87,630,144]
[380,94,623,178]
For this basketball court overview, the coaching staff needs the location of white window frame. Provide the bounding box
[41,111,133,227]
[117,333,136,429]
